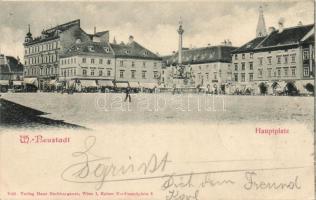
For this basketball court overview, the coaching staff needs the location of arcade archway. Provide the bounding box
[305,83,314,94]
[285,82,298,96]
[258,82,267,95]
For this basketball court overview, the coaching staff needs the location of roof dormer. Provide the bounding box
[104,47,110,53]
[88,46,95,52]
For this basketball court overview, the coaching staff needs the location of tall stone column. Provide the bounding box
[177,19,184,66]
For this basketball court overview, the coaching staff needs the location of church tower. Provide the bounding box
[256,6,267,37]
[25,24,33,43]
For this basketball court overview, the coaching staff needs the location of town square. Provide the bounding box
[0,1,314,128]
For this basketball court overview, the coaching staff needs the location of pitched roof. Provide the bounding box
[110,41,161,60]
[234,24,314,53]
[302,34,314,44]
[257,24,314,48]
[62,40,161,60]
[232,37,266,53]
[88,31,109,40]
[61,41,113,58]
[163,45,237,66]
[25,19,81,45]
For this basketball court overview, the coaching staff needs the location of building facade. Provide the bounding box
[110,36,162,86]
[59,36,162,91]
[162,44,237,93]
[232,8,315,95]
[23,19,109,90]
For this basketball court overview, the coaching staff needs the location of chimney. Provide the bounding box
[278,17,285,33]
[268,26,276,34]
[298,21,303,26]
[128,35,134,44]
[94,27,96,34]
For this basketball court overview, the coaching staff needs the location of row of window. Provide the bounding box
[234,55,296,70]
[266,68,296,78]
[258,54,296,65]
[119,60,158,68]
[118,70,159,79]
[194,64,221,71]
[26,54,57,65]
[62,68,112,77]
[61,57,112,65]
[61,58,159,68]
[234,73,254,82]
[235,53,254,60]
[234,53,297,64]
[25,41,59,55]
[25,67,58,76]
[303,49,315,60]
[195,72,221,80]
[82,58,112,65]
[233,67,297,82]
[234,62,253,71]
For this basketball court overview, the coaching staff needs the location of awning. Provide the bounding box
[98,80,114,87]
[140,82,158,89]
[48,79,63,86]
[115,82,129,88]
[49,80,57,85]
[23,78,38,86]
[80,80,97,87]
[0,80,9,85]
[278,82,287,89]
[13,81,23,86]
[68,80,76,87]
[129,82,140,88]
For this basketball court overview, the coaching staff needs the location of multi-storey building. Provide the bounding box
[59,41,115,91]
[162,43,237,93]
[110,36,162,88]
[23,19,109,90]
[59,35,162,91]
[232,7,315,95]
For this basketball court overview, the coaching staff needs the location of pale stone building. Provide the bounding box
[110,36,162,88]
[232,7,315,95]
[59,36,162,91]
[23,19,109,90]
[162,44,237,93]
[59,41,115,91]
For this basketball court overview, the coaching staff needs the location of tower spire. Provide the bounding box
[25,24,33,43]
[256,6,267,37]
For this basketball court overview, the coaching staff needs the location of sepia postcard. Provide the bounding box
[0,0,315,199]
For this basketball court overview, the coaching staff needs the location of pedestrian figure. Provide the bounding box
[124,86,131,102]
[172,84,176,95]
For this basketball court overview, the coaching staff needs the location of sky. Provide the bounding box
[0,0,314,58]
